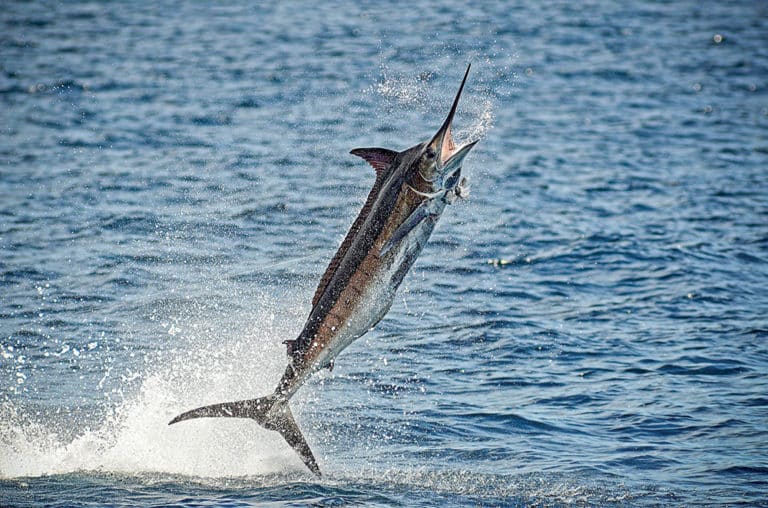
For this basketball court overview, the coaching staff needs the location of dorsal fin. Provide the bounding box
[310,148,397,307]
[350,148,397,175]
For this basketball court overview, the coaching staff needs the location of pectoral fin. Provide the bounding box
[380,203,438,257]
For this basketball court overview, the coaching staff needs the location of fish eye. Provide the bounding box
[424,147,436,159]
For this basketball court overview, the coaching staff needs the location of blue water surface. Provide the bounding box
[2,1,767,506]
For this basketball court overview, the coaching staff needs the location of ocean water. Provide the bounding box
[2,0,767,506]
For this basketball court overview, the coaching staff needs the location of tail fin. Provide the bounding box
[168,395,321,476]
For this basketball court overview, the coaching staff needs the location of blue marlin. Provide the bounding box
[169,64,478,476]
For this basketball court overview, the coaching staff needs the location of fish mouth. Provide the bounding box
[428,63,477,169]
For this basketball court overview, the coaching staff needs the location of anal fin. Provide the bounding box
[283,339,301,361]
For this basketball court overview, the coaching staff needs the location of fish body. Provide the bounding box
[170,64,478,476]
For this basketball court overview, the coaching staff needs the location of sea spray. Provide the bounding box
[0,291,315,478]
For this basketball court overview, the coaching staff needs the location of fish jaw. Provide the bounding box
[422,63,478,183]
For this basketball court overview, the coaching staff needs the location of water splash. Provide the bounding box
[370,71,433,108]
[368,64,495,146]
[0,298,314,479]
[458,97,495,146]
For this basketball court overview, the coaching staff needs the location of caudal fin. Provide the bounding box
[168,395,321,476]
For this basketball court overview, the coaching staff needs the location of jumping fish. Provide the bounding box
[169,64,479,476]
